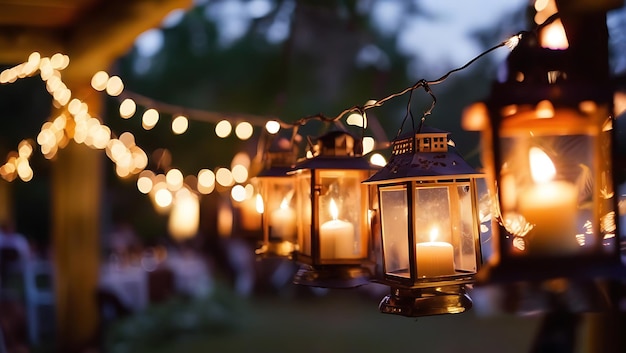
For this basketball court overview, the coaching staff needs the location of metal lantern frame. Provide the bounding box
[475,28,621,285]
[291,130,379,288]
[364,126,489,317]
[255,142,299,259]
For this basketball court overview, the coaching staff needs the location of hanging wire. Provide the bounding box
[107,29,530,178]
[117,31,527,134]
[288,31,527,135]
[396,83,418,139]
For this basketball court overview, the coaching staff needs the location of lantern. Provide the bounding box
[465,26,619,284]
[255,137,299,258]
[291,130,378,288]
[363,126,489,317]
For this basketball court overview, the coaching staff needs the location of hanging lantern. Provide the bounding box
[255,137,299,258]
[363,126,489,316]
[464,25,619,284]
[291,130,378,288]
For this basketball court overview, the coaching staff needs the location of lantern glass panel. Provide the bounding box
[318,169,368,259]
[477,178,495,262]
[496,106,614,257]
[456,183,479,273]
[412,182,478,278]
[413,185,456,277]
[262,176,297,244]
[379,184,410,278]
[296,171,312,256]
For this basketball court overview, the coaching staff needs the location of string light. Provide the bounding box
[137,170,154,194]
[232,164,249,183]
[215,120,232,137]
[362,137,375,155]
[235,121,254,140]
[197,169,216,194]
[171,115,189,134]
[369,153,386,167]
[215,167,234,187]
[142,108,159,130]
[91,71,109,91]
[231,184,247,202]
[265,120,280,134]
[0,24,531,225]
[154,186,173,208]
[106,76,124,96]
[166,168,184,190]
[119,98,137,119]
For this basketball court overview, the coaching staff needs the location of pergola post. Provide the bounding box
[51,81,104,352]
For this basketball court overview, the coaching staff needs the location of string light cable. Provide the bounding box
[0,28,528,187]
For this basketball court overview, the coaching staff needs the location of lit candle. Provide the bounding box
[415,228,455,277]
[518,147,579,254]
[320,198,356,259]
[269,197,296,241]
[239,194,262,231]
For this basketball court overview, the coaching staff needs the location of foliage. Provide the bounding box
[103,284,246,353]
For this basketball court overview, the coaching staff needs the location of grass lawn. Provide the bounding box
[105,284,543,353]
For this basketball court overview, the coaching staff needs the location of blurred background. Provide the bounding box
[1,0,625,352]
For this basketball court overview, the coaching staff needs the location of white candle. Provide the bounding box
[269,198,296,240]
[239,194,261,231]
[415,228,455,277]
[320,199,356,259]
[518,147,579,255]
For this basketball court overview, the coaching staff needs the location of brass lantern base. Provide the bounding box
[255,241,296,259]
[292,264,371,289]
[379,285,472,317]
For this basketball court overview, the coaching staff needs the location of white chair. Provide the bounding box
[23,259,55,345]
[0,246,55,345]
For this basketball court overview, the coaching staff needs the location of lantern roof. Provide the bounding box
[258,136,298,177]
[364,127,481,183]
[311,130,363,157]
[293,130,378,171]
[257,165,294,177]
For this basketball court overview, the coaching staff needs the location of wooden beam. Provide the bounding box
[64,0,192,81]
[0,28,65,64]
[0,1,91,28]
[0,0,191,72]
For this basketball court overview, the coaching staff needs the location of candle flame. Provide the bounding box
[329,198,339,220]
[255,193,264,214]
[429,227,439,242]
[280,197,290,210]
[529,147,556,184]
[536,100,554,118]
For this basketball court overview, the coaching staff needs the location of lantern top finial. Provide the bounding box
[391,126,450,156]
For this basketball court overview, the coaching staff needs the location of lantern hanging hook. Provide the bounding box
[395,80,438,140]
[417,82,437,134]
